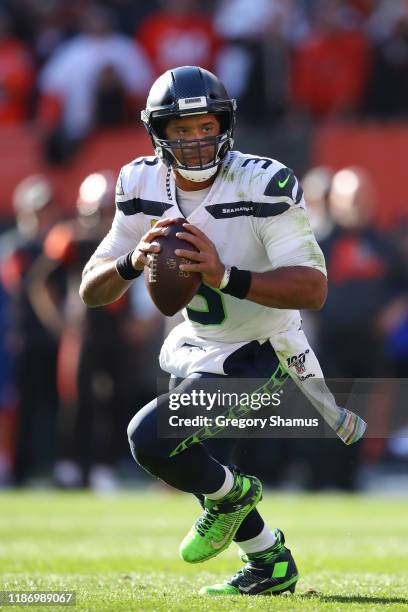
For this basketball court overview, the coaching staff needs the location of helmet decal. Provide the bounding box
[178,96,207,111]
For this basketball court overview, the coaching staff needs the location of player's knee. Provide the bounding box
[127,397,179,468]
[127,418,162,475]
[127,429,152,469]
[133,451,161,477]
[127,413,148,460]
[127,400,162,461]
[126,413,138,446]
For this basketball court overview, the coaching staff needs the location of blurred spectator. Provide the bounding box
[29,2,81,67]
[0,279,15,486]
[0,9,35,123]
[215,0,288,40]
[8,1,87,65]
[104,0,161,37]
[300,165,334,346]
[0,174,61,485]
[291,0,372,118]
[363,1,408,117]
[93,65,134,129]
[27,171,162,490]
[37,4,153,163]
[214,0,295,122]
[380,220,408,464]
[301,165,334,242]
[319,167,408,375]
[381,220,408,377]
[136,0,221,76]
[312,167,408,485]
[304,167,408,489]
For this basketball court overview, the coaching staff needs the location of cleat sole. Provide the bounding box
[264,574,299,596]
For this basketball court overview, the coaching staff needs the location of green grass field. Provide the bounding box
[1,490,407,611]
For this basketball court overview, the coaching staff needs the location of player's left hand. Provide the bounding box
[175,223,224,288]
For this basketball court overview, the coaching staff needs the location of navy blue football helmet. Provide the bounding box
[141,66,236,182]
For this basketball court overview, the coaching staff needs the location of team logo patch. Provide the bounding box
[205,201,290,219]
[286,350,309,375]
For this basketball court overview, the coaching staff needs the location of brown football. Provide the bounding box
[144,218,201,316]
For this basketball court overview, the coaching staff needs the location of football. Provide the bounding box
[144,218,201,316]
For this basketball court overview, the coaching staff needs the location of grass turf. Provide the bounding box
[0,490,407,611]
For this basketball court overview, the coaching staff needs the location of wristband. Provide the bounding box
[218,266,231,290]
[115,250,143,280]
[220,266,251,299]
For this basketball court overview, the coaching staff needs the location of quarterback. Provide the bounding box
[80,66,366,596]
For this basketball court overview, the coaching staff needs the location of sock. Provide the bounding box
[236,524,277,555]
[205,465,234,500]
[235,508,265,541]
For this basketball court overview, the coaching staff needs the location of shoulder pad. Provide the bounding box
[115,158,171,217]
[129,155,159,168]
[236,153,274,171]
[223,152,274,186]
[262,165,303,204]
[116,156,160,199]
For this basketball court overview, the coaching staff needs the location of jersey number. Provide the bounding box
[186,284,226,325]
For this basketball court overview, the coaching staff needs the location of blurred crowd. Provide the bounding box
[0,0,407,492]
[0,172,164,489]
[0,0,407,161]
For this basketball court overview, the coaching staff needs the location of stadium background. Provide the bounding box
[0,0,407,570]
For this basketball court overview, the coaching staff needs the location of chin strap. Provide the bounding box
[177,165,219,182]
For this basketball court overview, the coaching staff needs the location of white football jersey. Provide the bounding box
[93,151,326,375]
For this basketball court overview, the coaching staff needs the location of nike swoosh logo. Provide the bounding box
[278,174,290,189]
[239,578,270,593]
[210,526,236,550]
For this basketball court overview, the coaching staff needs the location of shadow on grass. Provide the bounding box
[301,594,408,605]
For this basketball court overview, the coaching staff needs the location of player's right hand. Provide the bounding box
[131,218,178,270]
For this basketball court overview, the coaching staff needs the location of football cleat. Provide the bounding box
[199,528,299,595]
[179,467,262,563]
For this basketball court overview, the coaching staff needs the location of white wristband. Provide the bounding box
[219,266,231,290]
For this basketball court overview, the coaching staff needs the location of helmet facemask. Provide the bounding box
[152,116,231,182]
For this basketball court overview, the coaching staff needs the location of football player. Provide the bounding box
[79,66,366,596]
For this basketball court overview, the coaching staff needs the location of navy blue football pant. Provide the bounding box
[127,340,284,541]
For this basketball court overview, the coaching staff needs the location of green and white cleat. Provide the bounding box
[179,467,262,564]
[199,529,299,596]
